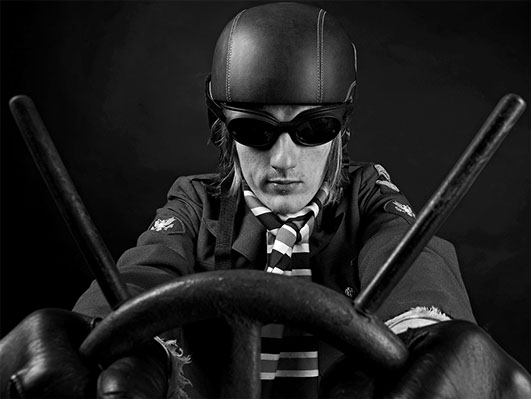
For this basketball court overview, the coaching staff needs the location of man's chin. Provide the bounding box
[264,196,306,216]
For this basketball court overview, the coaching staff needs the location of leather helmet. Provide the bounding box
[209,2,357,104]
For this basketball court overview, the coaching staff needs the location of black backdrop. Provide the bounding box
[1,1,529,372]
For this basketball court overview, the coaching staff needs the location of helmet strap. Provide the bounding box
[214,178,239,270]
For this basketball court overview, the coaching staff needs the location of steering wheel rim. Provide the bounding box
[80,270,408,397]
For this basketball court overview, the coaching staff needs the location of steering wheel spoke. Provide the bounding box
[221,317,261,399]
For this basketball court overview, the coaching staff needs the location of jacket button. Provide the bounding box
[344,287,356,298]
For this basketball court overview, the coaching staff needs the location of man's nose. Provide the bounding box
[269,133,298,171]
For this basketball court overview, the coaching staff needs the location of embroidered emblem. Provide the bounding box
[384,200,415,224]
[374,164,391,181]
[151,217,176,232]
[392,201,415,218]
[376,180,399,192]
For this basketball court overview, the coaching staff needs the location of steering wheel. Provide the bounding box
[80,270,408,398]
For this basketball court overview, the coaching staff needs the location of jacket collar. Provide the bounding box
[203,197,266,266]
[203,192,345,266]
[310,200,345,255]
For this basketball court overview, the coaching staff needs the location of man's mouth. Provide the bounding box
[268,179,300,185]
[267,180,301,193]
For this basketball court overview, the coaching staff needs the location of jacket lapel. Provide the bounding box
[203,191,346,267]
[309,204,345,256]
[203,195,266,267]
[231,205,267,266]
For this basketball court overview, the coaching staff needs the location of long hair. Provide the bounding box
[209,120,350,206]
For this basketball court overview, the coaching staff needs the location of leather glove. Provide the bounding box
[0,308,172,399]
[97,339,169,399]
[320,320,531,398]
[0,308,97,398]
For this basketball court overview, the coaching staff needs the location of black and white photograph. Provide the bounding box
[0,1,529,397]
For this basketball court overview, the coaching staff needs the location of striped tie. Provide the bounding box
[243,181,329,398]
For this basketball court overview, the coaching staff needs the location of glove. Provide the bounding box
[320,320,531,398]
[0,308,97,398]
[97,339,170,399]
[0,308,173,399]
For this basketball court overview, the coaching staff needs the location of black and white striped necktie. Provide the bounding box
[243,181,329,398]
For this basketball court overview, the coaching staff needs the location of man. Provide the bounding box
[0,3,530,398]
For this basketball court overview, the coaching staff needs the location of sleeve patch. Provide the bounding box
[149,215,185,235]
[376,179,400,192]
[384,199,416,223]
[374,164,391,181]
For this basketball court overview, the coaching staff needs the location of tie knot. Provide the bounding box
[243,181,329,273]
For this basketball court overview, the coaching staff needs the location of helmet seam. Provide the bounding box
[344,44,358,102]
[345,80,357,102]
[317,9,326,103]
[351,43,358,73]
[226,10,246,102]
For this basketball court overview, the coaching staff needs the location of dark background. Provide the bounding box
[1,1,529,371]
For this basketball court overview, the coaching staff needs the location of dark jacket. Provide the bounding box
[73,162,474,393]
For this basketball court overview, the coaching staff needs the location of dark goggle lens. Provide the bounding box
[229,116,342,148]
[229,119,277,148]
[295,118,342,145]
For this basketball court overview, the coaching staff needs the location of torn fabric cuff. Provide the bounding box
[385,306,450,335]
[154,336,192,399]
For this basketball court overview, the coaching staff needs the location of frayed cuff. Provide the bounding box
[385,306,450,335]
[154,337,192,399]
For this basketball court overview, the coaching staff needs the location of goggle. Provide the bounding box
[205,77,353,150]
